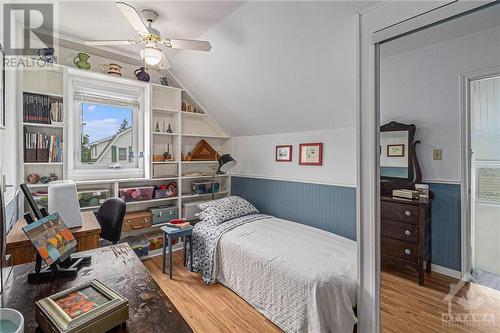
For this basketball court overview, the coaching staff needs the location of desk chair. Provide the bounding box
[96,198,126,245]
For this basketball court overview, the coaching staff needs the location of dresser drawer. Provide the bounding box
[381,201,419,224]
[381,237,418,263]
[381,219,418,243]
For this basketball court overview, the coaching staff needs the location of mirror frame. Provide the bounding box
[380,121,422,184]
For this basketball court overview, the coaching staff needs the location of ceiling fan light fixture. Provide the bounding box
[140,45,162,66]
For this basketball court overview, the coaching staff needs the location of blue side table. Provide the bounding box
[160,226,194,279]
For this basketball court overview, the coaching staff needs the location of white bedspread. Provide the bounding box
[215,216,357,333]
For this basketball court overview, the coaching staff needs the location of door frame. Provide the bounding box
[358,1,496,332]
[460,66,500,280]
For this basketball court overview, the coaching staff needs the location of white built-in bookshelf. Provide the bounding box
[19,65,231,257]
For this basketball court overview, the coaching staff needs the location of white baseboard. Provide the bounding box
[431,264,462,279]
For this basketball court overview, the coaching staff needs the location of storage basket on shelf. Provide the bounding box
[121,235,150,257]
[78,189,110,208]
[191,181,220,195]
[119,186,155,202]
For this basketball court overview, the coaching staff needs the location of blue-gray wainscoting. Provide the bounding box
[428,182,461,271]
[231,176,356,241]
[232,176,462,272]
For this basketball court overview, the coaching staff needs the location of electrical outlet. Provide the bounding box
[433,149,442,160]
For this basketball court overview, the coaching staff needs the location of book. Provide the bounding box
[24,130,63,163]
[23,92,63,124]
[393,189,420,199]
[165,222,191,229]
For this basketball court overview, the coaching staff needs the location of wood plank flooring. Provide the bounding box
[145,252,500,332]
[381,267,500,333]
[143,252,282,333]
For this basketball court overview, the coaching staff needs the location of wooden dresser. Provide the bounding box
[381,195,432,285]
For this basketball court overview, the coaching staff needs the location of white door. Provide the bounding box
[471,75,500,275]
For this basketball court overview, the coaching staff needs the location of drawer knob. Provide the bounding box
[405,210,411,216]
[405,230,411,236]
[404,249,411,255]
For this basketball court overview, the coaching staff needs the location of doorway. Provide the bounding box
[469,74,500,290]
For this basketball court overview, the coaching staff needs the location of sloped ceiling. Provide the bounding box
[169,1,360,136]
[56,1,366,137]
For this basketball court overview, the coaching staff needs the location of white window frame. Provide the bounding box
[67,69,150,181]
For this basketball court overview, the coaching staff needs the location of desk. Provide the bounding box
[1,243,192,333]
[6,211,101,265]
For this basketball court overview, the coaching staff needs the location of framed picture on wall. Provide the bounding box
[275,145,292,162]
[387,144,405,157]
[299,143,323,166]
[0,42,5,129]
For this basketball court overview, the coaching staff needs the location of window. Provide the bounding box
[118,147,127,161]
[81,103,133,165]
[68,72,148,180]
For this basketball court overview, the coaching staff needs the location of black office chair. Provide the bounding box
[96,197,126,245]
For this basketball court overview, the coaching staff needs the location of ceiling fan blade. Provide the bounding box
[84,40,139,46]
[158,53,172,70]
[116,2,149,36]
[164,39,212,52]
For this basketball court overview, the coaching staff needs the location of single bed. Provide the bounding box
[191,209,357,333]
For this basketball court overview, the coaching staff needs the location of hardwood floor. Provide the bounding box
[143,252,282,333]
[381,267,500,333]
[145,252,500,333]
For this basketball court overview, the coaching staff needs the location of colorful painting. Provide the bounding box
[55,286,110,319]
[22,213,76,266]
[275,145,292,162]
[299,143,323,166]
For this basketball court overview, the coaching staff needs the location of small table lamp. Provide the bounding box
[212,154,237,200]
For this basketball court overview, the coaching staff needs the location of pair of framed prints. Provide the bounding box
[275,143,323,166]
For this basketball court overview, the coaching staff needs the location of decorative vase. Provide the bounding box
[167,124,173,133]
[48,173,59,182]
[159,77,169,86]
[100,63,122,76]
[37,48,57,64]
[73,52,91,70]
[134,67,150,82]
[26,173,40,184]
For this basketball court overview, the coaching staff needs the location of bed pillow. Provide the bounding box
[196,196,259,225]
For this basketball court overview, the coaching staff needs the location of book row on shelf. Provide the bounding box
[23,92,63,124]
[24,130,63,163]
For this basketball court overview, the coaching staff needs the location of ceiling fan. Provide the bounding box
[84,2,212,69]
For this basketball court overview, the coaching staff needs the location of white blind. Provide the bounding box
[472,76,500,136]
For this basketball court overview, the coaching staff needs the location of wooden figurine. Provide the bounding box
[189,139,219,161]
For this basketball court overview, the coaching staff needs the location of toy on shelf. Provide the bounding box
[154,182,177,198]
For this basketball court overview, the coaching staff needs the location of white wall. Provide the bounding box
[380,24,500,183]
[231,127,356,187]
[0,6,20,190]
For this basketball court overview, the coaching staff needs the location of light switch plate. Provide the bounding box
[433,149,442,160]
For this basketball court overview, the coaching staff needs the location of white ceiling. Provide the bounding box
[169,1,361,135]
[381,2,500,57]
[56,1,367,136]
[57,1,244,57]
